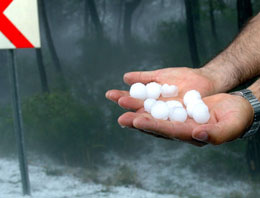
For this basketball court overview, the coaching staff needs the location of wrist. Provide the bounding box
[248,80,260,101]
[198,66,222,94]
[231,89,260,138]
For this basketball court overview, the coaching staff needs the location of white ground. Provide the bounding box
[0,142,256,198]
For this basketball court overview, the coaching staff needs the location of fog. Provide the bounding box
[0,0,260,197]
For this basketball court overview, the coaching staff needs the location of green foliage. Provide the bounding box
[0,91,143,166]
[0,106,16,155]
[22,92,105,166]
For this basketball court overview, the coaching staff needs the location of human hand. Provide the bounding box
[117,93,254,146]
[106,67,215,111]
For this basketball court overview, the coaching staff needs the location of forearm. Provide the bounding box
[200,13,260,94]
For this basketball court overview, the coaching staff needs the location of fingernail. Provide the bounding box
[105,91,111,98]
[194,132,208,142]
[120,125,126,129]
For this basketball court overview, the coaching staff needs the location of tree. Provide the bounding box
[117,0,124,43]
[84,0,91,36]
[36,49,49,93]
[184,0,200,68]
[209,0,218,42]
[123,0,142,45]
[38,0,66,89]
[237,0,253,30]
[87,0,103,39]
[192,0,208,60]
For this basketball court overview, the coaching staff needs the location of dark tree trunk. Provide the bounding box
[39,0,64,76]
[101,0,106,23]
[39,0,66,90]
[36,49,49,93]
[117,0,124,43]
[123,0,142,44]
[237,0,253,30]
[192,0,207,60]
[209,0,218,41]
[87,0,103,39]
[184,0,200,68]
[192,0,200,24]
[84,0,90,36]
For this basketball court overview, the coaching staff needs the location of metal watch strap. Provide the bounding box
[231,89,260,138]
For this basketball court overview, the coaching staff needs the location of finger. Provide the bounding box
[132,113,194,141]
[124,71,157,85]
[106,90,129,103]
[118,112,140,128]
[192,119,243,145]
[118,96,144,110]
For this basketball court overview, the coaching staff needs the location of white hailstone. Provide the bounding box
[146,82,162,99]
[151,101,169,120]
[192,104,210,124]
[130,82,147,100]
[144,98,157,113]
[166,100,183,110]
[161,84,178,98]
[183,90,201,106]
[169,107,187,122]
[186,99,205,118]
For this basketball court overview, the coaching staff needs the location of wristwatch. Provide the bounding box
[231,89,260,138]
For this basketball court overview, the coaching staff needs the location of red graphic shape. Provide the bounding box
[0,0,34,48]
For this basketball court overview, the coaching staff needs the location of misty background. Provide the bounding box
[0,0,260,197]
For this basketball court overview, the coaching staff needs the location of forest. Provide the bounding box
[1,0,260,197]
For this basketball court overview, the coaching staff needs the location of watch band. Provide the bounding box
[231,89,260,138]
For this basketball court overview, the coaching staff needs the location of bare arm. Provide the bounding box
[201,13,260,93]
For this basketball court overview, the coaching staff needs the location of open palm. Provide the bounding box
[106,67,215,111]
[116,93,253,146]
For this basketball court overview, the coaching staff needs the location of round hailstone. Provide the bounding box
[151,101,169,120]
[183,90,202,106]
[146,82,162,99]
[186,99,205,118]
[129,83,147,100]
[166,100,183,110]
[161,84,178,98]
[169,107,187,122]
[192,104,210,124]
[144,98,157,113]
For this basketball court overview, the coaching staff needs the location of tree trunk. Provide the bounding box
[101,0,107,23]
[39,0,66,90]
[192,0,207,61]
[237,0,253,30]
[84,0,90,36]
[184,0,200,68]
[39,0,64,76]
[87,0,103,39]
[117,0,124,43]
[209,0,218,41]
[36,49,49,93]
[123,0,142,45]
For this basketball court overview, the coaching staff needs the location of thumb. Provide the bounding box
[124,71,156,85]
[192,120,242,145]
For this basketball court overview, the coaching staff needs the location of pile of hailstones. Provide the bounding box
[129,82,210,124]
